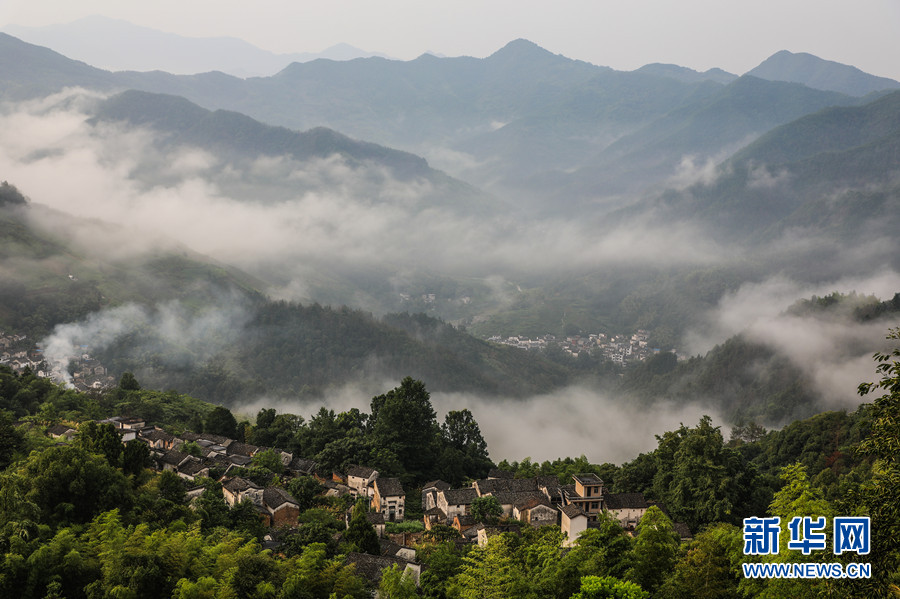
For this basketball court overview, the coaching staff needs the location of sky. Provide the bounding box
[2,0,900,79]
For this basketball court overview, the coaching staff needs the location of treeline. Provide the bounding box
[3,334,900,597]
[96,303,578,405]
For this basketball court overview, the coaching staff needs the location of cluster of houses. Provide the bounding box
[1,331,115,392]
[487,330,663,365]
[422,469,690,547]
[45,418,690,587]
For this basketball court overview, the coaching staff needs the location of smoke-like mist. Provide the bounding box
[40,297,251,386]
[684,272,900,409]
[0,89,729,297]
[236,383,722,465]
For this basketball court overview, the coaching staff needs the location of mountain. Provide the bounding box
[551,76,858,208]
[2,16,390,77]
[0,192,265,339]
[0,185,578,400]
[747,50,900,96]
[94,90,432,179]
[614,90,900,247]
[0,32,116,98]
[636,63,737,85]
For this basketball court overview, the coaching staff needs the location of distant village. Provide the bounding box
[0,330,116,392]
[487,329,662,366]
[44,418,692,587]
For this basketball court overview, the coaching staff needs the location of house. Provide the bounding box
[263,487,301,527]
[46,424,76,439]
[513,495,557,527]
[560,504,589,546]
[344,553,421,587]
[436,487,478,522]
[421,479,451,511]
[139,428,177,450]
[372,477,405,522]
[287,456,317,476]
[346,465,378,498]
[222,476,264,507]
[568,474,604,519]
[368,512,386,537]
[603,493,649,529]
[423,507,447,530]
[452,514,478,535]
[156,449,194,473]
[177,460,210,481]
[119,417,146,430]
[226,442,261,458]
[476,523,522,547]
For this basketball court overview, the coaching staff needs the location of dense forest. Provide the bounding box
[2,326,899,597]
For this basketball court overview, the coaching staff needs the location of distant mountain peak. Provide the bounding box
[747,50,900,96]
[488,38,558,60]
[636,62,737,84]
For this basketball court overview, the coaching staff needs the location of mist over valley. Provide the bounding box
[2,29,900,463]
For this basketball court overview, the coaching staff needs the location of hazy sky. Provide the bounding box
[3,0,900,79]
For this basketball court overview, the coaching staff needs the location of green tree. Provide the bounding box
[74,421,123,467]
[123,438,151,476]
[572,576,649,599]
[343,499,380,555]
[657,523,742,599]
[846,327,900,598]
[0,409,25,470]
[378,564,418,598]
[204,406,238,439]
[470,495,503,524]
[20,445,131,525]
[251,448,285,475]
[118,371,141,391]
[369,377,441,483]
[626,505,679,593]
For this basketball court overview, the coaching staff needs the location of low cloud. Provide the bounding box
[39,297,251,386]
[684,273,900,409]
[235,383,723,465]
[0,90,733,307]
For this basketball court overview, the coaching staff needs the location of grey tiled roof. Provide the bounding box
[222,476,262,494]
[374,477,404,498]
[604,493,649,510]
[345,553,415,584]
[442,487,478,505]
[263,487,299,509]
[561,504,587,519]
[347,465,377,479]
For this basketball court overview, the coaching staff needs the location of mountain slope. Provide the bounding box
[553,76,858,206]
[747,50,900,96]
[3,16,389,77]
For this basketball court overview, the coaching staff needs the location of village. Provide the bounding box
[0,330,117,392]
[45,416,693,587]
[487,329,662,366]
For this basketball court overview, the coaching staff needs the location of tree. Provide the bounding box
[205,406,238,439]
[286,476,323,512]
[657,523,742,599]
[118,372,141,391]
[626,505,679,593]
[75,421,123,467]
[573,576,649,599]
[251,448,285,475]
[343,499,379,555]
[20,445,131,525]
[369,377,441,482]
[0,409,25,470]
[849,327,900,598]
[123,438,151,477]
[378,564,418,599]
[470,495,503,525]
